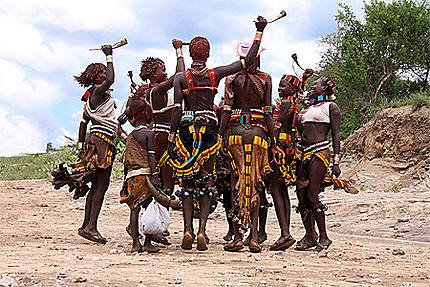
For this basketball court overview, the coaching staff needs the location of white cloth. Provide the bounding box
[84,93,118,135]
[298,102,331,124]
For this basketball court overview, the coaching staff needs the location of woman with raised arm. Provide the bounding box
[52,45,117,244]
[160,16,268,251]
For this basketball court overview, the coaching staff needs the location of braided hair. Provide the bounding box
[74,63,106,87]
[125,84,152,124]
[189,36,210,62]
[139,57,164,82]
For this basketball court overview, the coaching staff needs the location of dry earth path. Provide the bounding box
[1,180,429,287]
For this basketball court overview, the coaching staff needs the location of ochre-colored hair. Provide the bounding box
[74,63,106,87]
[189,36,210,62]
[140,57,164,82]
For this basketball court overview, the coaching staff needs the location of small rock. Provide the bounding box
[173,257,184,263]
[74,277,87,283]
[31,284,42,287]
[137,284,148,287]
[370,278,382,283]
[109,249,118,254]
[330,222,341,228]
[188,256,194,262]
[255,266,263,272]
[77,255,83,260]
[274,251,284,256]
[259,280,266,286]
[22,277,32,284]
[392,249,406,256]
[397,218,409,223]
[92,257,100,261]
[57,272,67,279]
[0,276,16,287]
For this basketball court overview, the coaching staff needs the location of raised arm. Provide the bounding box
[214,16,268,82]
[263,75,275,141]
[92,45,114,103]
[329,103,342,176]
[152,39,186,95]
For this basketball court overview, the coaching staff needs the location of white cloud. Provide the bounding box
[0,106,46,156]
[1,0,139,32]
[0,59,59,110]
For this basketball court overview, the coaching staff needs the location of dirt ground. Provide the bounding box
[1,178,429,287]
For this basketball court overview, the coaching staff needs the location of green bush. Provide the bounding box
[390,90,430,110]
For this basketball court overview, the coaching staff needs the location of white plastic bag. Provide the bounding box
[139,201,171,235]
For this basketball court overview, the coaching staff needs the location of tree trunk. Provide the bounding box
[372,65,392,105]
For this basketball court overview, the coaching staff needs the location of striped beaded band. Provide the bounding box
[321,76,337,94]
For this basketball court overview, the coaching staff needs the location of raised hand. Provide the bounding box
[303,68,314,79]
[101,44,113,56]
[255,16,267,32]
[172,38,183,49]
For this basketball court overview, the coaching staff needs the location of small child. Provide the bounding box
[120,95,179,253]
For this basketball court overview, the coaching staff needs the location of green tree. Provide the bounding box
[319,0,430,136]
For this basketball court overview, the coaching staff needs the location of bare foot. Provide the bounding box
[196,233,208,251]
[181,232,193,250]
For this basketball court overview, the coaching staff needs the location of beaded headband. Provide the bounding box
[281,74,301,88]
[321,76,337,94]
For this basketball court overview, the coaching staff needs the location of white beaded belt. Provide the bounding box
[152,123,171,133]
[297,140,330,153]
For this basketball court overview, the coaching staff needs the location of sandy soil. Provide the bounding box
[1,179,429,287]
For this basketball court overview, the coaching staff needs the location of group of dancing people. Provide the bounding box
[52,16,357,254]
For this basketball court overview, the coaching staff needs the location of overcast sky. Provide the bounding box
[0,0,367,156]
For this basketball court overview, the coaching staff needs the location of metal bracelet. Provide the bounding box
[168,132,176,143]
[106,55,113,63]
[223,104,232,111]
[240,59,246,69]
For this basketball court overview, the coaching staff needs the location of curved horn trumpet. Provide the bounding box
[254,10,287,24]
[89,38,128,51]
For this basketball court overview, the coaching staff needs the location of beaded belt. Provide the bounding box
[180,110,218,125]
[153,123,170,133]
[230,108,265,127]
[297,140,330,154]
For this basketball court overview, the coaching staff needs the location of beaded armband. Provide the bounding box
[275,121,282,129]
[263,105,273,114]
[254,31,263,44]
[176,48,183,58]
[106,55,113,63]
